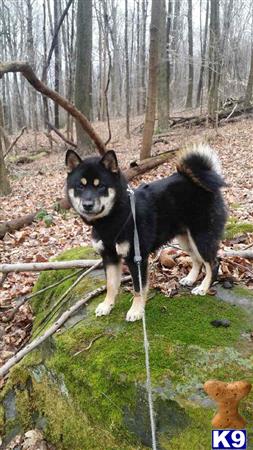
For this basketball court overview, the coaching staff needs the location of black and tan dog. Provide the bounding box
[66,144,227,322]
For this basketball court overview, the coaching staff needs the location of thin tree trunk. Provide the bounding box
[196,0,209,107]
[54,0,60,128]
[0,99,11,196]
[186,0,194,108]
[208,0,220,121]
[158,0,168,131]
[141,0,162,160]
[74,0,94,155]
[166,0,172,117]
[125,0,130,138]
[244,5,253,107]
[140,0,147,112]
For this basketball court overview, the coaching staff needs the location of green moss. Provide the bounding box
[32,246,100,329]
[233,285,253,299]
[225,217,253,239]
[2,247,253,449]
[15,389,32,431]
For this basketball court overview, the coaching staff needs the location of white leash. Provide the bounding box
[127,186,157,450]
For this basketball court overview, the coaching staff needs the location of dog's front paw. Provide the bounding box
[191,286,207,296]
[180,276,194,287]
[126,304,144,322]
[95,301,114,317]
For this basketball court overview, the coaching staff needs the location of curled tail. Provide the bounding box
[176,144,226,192]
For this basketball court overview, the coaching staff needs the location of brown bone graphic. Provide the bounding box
[204,380,252,429]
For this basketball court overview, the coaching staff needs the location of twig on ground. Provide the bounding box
[222,250,253,260]
[33,260,102,337]
[4,126,27,159]
[73,332,114,356]
[0,259,101,273]
[46,121,77,148]
[7,268,86,320]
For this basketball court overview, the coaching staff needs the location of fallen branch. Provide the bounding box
[73,332,114,356]
[125,147,179,180]
[222,250,253,260]
[0,62,106,155]
[0,259,101,273]
[0,212,39,239]
[46,121,77,148]
[6,268,86,320]
[0,276,131,378]
[4,126,27,159]
[34,260,103,335]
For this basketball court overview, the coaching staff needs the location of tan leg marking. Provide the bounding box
[126,284,148,322]
[191,262,212,296]
[95,263,122,317]
[177,233,202,286]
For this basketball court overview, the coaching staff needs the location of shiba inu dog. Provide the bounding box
[66,144,227,322]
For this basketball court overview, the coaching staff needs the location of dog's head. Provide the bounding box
[65,149,120,223]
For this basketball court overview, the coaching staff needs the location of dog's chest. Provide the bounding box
[92,237,130,258]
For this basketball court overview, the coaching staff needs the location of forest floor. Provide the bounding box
[0,114,253,376]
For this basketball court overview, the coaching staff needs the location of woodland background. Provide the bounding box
[0,0,253,403]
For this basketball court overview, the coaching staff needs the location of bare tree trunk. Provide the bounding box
[245,46,253,107]
[26,0,38,151]
[208,0,220,121]
[54,0,60,128]
[141,0,162,160]
[245,5,253,108]
[186,0,194,108]
[196,0,209,108]
[42,0,50,128]
[0,99,11,196]
[166,0,172,117]
[74,0,94,155]
[125,0,130,138]
[140,0,148,112]
[158,0,168,131]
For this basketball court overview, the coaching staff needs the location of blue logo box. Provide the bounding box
[212,430,247,449]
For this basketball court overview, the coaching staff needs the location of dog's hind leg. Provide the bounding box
[177,234,202,287]
[95,261,122,316]
[126,258,148,322]
[191,262,212,296]
[187,231,217,296]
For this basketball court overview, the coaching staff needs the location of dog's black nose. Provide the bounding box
[82,200,94,212]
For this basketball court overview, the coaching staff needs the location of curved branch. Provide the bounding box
[0,62,106,155]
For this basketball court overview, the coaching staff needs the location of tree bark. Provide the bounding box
[196,0,209,108]
[0,99,11,196]
[157,0,168,131]
[140,0,162,160]
[125,0,130,138]
[208,0,220,120]
[54,0,60,128]
[74,0,94,155]
[186,0,194,108]
[245,5,253,108]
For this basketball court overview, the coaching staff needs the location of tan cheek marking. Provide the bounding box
[81,177,87,186]
[93,178,100,187]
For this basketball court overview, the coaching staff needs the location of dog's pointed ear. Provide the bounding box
[65,149,82,172]
[100,150,118,173]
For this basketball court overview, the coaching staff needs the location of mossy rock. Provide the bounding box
[1,247,253,450]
